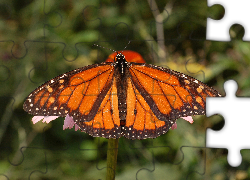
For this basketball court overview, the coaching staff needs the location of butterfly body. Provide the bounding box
[114,54,128,125]
[24,51,221,139]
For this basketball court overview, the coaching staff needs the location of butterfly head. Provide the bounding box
[115,52,126,62]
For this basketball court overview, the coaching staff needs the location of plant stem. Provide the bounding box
[106,138,119,180]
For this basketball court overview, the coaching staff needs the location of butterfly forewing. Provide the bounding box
[23,63,114,121]
[128,63,221,122]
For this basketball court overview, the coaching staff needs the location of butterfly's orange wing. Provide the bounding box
[23,63,122,138]
[122,62,220,139]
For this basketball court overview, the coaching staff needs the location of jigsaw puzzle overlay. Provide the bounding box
[1,0,250,179]
[207,0,250,41]
[207,80,250,167]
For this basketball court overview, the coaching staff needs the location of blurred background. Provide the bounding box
[0,0,250,179]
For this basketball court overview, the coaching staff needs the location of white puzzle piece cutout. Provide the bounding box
[207,0,250,41]
[206,80,250,167]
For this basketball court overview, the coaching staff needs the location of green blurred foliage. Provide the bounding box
[0,0,249,179]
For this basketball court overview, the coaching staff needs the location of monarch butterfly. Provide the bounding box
[23,50,221,140]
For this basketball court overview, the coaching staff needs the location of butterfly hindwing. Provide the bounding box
[78,78,121,138]
[123,77,170,139]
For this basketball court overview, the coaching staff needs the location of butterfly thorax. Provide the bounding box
[115,53,127,76]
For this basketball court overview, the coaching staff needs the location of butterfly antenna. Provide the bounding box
[92,44,116,52]
[122,41,131,52]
